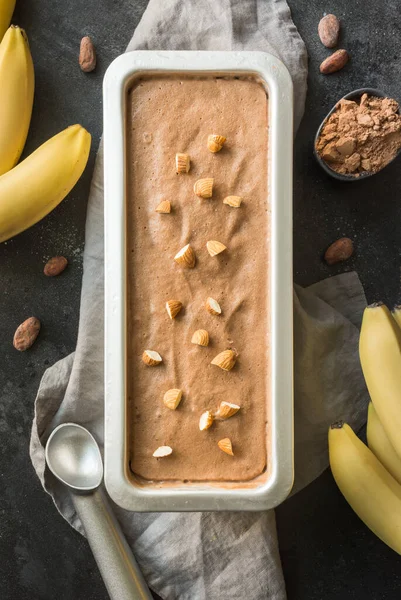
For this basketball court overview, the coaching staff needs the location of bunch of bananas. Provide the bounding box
[329,303,401,554]
[0,1,91,243]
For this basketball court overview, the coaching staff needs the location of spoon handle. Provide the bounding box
[71,488,153,600]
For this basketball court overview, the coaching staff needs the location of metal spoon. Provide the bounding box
[45,423,152,600]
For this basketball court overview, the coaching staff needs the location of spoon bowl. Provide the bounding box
[45,423,103,491]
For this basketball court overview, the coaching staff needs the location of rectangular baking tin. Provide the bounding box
[103,51,293,511]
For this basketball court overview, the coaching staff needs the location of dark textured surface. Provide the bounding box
[0,1,400,599]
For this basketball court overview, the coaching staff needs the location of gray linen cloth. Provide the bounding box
[30,1,369,598]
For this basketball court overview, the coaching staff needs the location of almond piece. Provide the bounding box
[166,299,183,319]
[79,36,96,73]
[320,49,349,74]
[211,349,237,371]
[155,200,171,213]
[207,240,227,257]
[13,317,41,351]
[205,297,221,316]
[318,14,340,48]
[176,153,190,174]
[153,446,173,458]
[163,389,183,410]
[174,244,196,268]
[142,350,163,366]
[194,178,213,199]
[215,401,240,419]
[218,438,234,456]
[199,410,214,431]
[324,237,354,265]
[223,195,242,208]
[207,134,226,153]
[191,329,209,346]
[44,256,68,276]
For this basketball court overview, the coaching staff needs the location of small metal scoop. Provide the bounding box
[46,423,103,490]
[46,423,152,600]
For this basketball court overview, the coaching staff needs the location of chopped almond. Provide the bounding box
[155,200,171,213]
[166,300,183,319]
[176,153,190,174]
[174,244,196,268]
[207,134,226,153]
[199,410,214,431]
[142,350,163,366]
[216,401,240,419]
[194,178,213,199]
[223,195,242,208]
[191,329,209,347]
[205,297,221,316]
[153,446,173,457]
[163,389,183,410]
[211,349,237,371]
[218,438,234,456]
[207,240,227,257]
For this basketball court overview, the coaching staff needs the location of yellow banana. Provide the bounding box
[392,306,401,329]
[0,26,34,175]
[367,402,401,485]
[329,421,401,554]
[0,125,91,242]
[359,303,401,460]
[0,0,15,41]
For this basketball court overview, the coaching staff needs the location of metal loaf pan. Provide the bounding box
[103,51,293,512]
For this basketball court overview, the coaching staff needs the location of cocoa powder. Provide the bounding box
[316,94,401,176]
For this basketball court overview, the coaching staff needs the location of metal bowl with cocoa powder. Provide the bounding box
[314,88,401,181]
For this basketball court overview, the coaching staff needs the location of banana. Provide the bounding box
[329,421,401,554]
[367,402,401,485]
[392,306,401,329]
[359,303,401,460]
[0,125,91,242]
[0,0,15,41]
[0,25,34,176]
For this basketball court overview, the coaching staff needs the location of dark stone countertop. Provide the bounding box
[1,1,401,599]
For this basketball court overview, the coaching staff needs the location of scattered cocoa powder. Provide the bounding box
[316,94,401,176]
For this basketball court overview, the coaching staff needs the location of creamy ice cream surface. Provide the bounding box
[126,76,270,482]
